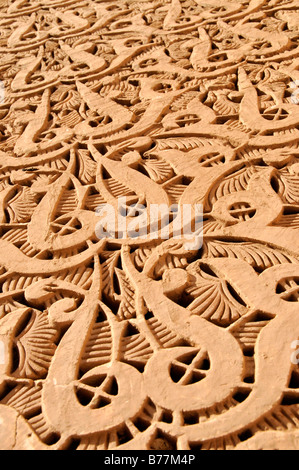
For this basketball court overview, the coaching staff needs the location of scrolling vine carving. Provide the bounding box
[0,0,299,450]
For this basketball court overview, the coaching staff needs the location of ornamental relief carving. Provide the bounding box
[0,0,299,450]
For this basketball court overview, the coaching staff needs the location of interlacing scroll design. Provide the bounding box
[1,0,299,451]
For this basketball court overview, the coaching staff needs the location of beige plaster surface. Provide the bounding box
[0,0,299,450]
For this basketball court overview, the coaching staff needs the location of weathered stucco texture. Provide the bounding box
[0,0,299,450]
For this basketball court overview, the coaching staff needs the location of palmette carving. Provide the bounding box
[0,0,299,451]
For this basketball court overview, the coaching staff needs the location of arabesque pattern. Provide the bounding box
[1,0,299,450]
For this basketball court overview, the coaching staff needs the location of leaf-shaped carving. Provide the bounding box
[163,180,189,204]
[12,310,58,379]
[2,228,27,245]
[100,80,138,102]
[55,189,78,216]
[140,158,174,183]
[76,148,97,185]
[105,177,135,198]
[58,265,93,290]
[202,219,225,235]
[59,110,82,128]
[80,320,112,373]
[6,188,38,223]
[185,265,247,326]
[207,166,257,209]
[133,246,154,270]
[2,275,42,293]
[156,137,213,152]
[121,324,153,365]
[101,251,120,299]
[224,120,251,133]
[203,240,297,270]
[277,213,299,230]
[276,169,299,204]
[214,94,239,116]
[84,187,106,212]
[171,91,203,112]
[115,268,136,320]
[52,87,81,112]
[237,148,268,160]
[233,320,270,348]
[27,411,56,444]
[1,383,42,418]
[147,316,183,348]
